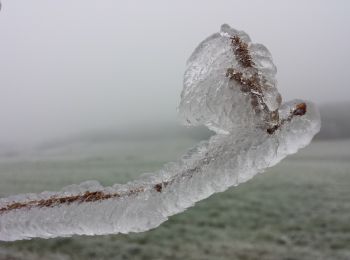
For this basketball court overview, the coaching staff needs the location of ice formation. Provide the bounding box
[0,24,320,241]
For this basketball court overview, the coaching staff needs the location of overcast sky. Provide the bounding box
[0,0,349,145]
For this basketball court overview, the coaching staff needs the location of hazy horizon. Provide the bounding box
[1,0,349,145]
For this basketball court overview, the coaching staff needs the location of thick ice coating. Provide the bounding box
[180,24,281,134]
[0,24,320,241]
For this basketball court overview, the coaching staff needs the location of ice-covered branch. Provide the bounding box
[0,24,320,241]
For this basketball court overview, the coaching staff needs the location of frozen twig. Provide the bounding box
[0,24,320,241]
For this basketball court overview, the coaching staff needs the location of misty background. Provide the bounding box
[1,2,350,259]
[0,0,349,146]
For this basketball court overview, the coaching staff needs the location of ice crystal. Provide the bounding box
[0,24,320,241]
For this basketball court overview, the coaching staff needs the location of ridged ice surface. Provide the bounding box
[0,24,320,241]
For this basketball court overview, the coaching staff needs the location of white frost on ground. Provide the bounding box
[0,24,320,241]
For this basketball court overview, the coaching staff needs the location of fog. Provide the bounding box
[0,0,349,145]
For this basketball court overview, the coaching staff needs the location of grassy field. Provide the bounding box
[0,136,349,260]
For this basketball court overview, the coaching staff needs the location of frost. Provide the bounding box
[0,24,320,241]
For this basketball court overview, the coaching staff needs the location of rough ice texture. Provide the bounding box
[0,24,320,241]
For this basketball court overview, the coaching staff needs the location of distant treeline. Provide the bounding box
[316,102,350,140]
[190,102,350,141]
[46,102,350,144]
[2,102,348,156]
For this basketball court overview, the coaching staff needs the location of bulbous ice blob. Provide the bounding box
[179,24,281,134]
[0,24,320,241]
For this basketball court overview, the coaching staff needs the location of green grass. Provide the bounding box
[0,139,349,260]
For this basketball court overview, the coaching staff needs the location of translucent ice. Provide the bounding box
[0,24,320,241]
